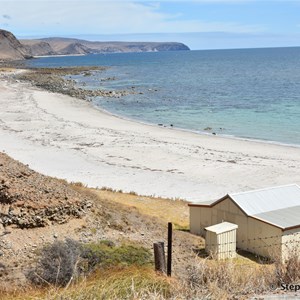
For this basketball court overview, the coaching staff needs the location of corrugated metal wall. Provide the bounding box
[205,229,217,257]
[218,229,237,259]
[190,206,211,236]
[205,228,237,259]
[247,217,281,258]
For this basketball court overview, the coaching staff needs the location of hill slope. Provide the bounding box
[0,149,200,290]
[0,29,32,60]
[21,37,190,56]
[0,152,91,228]
[23,40,56,56]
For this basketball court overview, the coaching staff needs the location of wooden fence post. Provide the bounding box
[167,222,172,276]
[153,241,166,273]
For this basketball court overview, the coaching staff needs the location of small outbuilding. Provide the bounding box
[205,222,238,259]
[189,184,300,260]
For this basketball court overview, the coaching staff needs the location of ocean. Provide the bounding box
[27,47,300,146]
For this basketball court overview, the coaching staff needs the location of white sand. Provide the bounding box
[1,71,300,202]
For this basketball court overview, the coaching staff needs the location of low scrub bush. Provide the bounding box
[27,239,82,287]
[27,239,152,287]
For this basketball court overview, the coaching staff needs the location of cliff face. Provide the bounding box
[0,29,32,60]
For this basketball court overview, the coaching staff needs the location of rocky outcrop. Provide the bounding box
[0,29,32,60]
[0,152,92,228]
[17,67,138,100]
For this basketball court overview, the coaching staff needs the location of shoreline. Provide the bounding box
[1,69,300,202]
[92,103,300,149]
[33,54,86,58]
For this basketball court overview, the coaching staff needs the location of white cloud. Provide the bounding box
[0,1,265,36]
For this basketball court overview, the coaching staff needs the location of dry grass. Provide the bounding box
[0,266,171,300]
[92,189,189,229]
[2,244,300,300]
[7,252,297,300]
[274,246,300,284]
[186,257,275,299]
[0,67,16,72]
[66,181,189,229]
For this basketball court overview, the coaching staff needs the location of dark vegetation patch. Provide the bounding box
[27,238,152,287]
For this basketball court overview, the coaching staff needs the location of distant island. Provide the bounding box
[0,29,190,61]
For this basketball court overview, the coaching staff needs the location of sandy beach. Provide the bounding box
[0,70,300,202]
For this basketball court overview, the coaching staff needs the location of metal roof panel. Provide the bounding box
[253,205,300,229]
[228,184,300,216]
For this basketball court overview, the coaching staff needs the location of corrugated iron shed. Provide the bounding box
[205,222,238,259]
[229,184,300,216]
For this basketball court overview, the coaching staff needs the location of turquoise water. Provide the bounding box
[27,48,300,146]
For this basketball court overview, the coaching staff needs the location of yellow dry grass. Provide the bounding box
[92,189,189,229]
[0,266,172,300]
[0,67,16,72]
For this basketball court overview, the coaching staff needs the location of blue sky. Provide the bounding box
[1,0,300,50]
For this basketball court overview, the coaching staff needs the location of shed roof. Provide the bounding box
[228,184,300,216]
[205,222,238,234]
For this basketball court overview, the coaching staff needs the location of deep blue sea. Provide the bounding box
[27,47,300,146]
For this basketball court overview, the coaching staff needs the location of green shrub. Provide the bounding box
[82,242,152,269]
